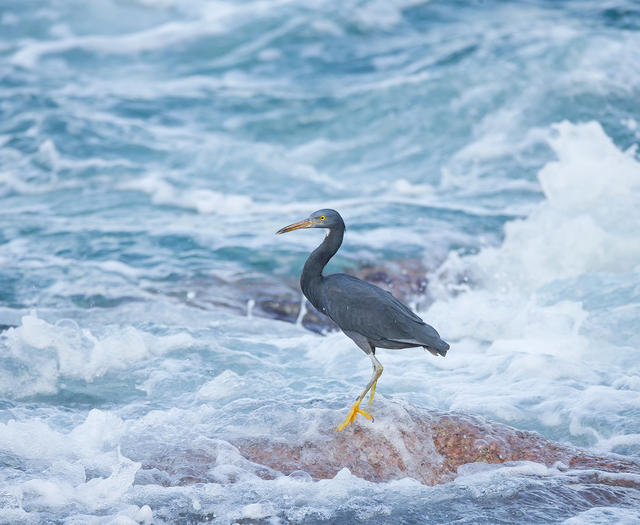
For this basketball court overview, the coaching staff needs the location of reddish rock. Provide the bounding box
[132,399,640,487]
[234,401,639,486]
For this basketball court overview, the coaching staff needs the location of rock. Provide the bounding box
[130,398,640,488]
[356,259,430,304]
[234,400,640,486]
[254,295,336,334]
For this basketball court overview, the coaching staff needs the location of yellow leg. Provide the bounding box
[336,353,383,431]
[368,379,378,405]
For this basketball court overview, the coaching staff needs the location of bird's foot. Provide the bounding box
[368,380,378,405]
[335,401,372,431]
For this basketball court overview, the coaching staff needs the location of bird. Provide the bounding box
[276,209,449,430]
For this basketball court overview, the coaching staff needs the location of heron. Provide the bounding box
[276,209,449,430]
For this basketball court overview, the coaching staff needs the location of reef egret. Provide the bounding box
[277,209,449,430]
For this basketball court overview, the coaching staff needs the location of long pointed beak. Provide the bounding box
[276,218,317,234]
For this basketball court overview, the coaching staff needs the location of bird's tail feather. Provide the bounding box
[425,341,449,357]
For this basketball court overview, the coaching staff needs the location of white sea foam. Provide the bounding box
[0,407,154,522]
[11,20,224,69]
[562,507,640,525]
[10,0,313,69]
[432,120,640,295]
[0,312,195,397]
[119,174,253,215]
[196,370,246,401]
[421,121,640,445]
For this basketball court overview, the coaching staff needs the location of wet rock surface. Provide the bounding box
[132,399,640,488]
[235,402,640,486]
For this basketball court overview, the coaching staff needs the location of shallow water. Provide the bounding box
[2,0,640,523]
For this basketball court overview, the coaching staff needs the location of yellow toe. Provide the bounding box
[336,401,372,431]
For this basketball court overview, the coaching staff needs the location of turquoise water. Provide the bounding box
[2,0,640,523]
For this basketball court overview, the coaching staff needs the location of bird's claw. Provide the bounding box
[335,402,372,431]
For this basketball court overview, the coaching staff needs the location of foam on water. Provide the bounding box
[562,508,640,525]
[424,120,640,449]
[0,311,195,398]
[120,173,254,215]
[0,407,153,523]
[4,399,639,524]
[433,120,640,296]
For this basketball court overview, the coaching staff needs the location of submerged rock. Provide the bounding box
[132,398,640,488]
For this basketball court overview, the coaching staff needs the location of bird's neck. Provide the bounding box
[300,227,343,309]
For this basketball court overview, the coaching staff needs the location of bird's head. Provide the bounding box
[276,209,345,235]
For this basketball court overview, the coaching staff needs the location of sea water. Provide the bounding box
[1,0,640,523]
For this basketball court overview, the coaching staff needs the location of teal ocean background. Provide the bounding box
[1,0,640,523]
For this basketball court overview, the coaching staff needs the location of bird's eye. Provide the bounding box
[320,216,325,221]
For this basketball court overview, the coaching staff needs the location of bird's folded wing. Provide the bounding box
[322,275,442,347]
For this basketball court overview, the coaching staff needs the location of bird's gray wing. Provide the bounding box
[321,274,444,349]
